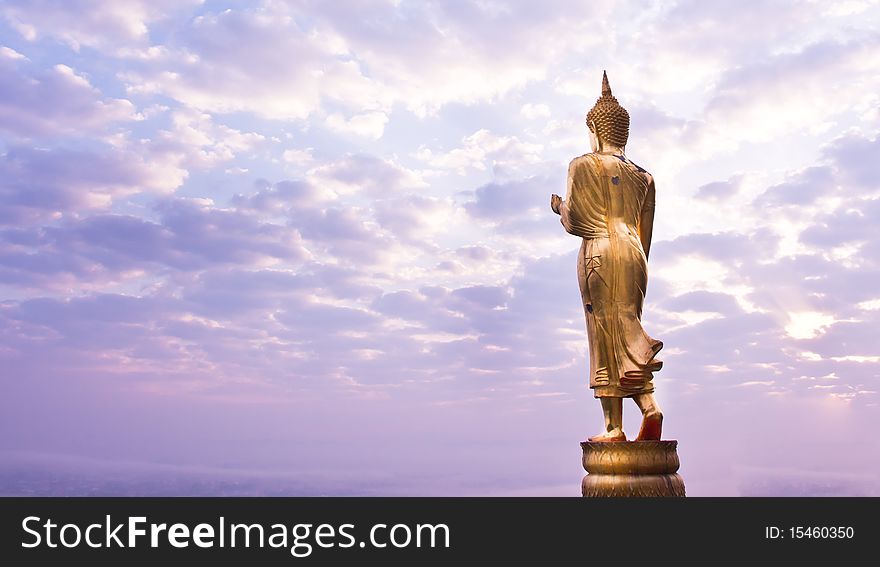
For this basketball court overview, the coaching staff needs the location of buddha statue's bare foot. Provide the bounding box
[635,411,663,441]
[587,430,627,442]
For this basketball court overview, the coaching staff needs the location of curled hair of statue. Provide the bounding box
[586,70,630,148]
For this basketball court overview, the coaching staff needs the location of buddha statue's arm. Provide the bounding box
[552,160,577,233]
[639,174,656,260]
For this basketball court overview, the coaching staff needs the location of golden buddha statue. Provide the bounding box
[551,71,664,443]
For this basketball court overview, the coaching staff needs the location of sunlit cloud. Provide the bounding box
[784,311,836,339]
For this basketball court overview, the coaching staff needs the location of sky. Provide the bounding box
[1,0,878,496]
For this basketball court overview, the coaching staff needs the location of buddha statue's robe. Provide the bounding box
[558,152,663,398]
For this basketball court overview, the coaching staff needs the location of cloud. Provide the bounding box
[415,129,544,176]
[0,145,182,225]
[823,131,880,190]
[0,55,136,138]
[464,176,551,221]
[287,1,614,117]
[325,111,389,140]
[1,0,204,50]
[520,103,551,119]
[695,176,742,201]
[0,196,311,291]
[755,166,835,207]
[372,195,460,242]
[117,4,387,121]
[281,148,314,167]
[663,291,742,315]
[111,1,621,121]
[232,179,328,214]
[147,108,268,170]
[306,153,426,197]
[701,38,880,144]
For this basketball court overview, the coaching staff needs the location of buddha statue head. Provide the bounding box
[586,70,630,153]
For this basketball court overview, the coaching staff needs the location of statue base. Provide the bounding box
[581,440,685,497]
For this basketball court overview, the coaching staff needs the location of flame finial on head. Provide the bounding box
[601,70,612,97]
[587,70,630,148]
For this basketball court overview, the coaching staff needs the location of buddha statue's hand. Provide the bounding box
[551,194,562,215]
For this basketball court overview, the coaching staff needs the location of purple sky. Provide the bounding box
[1,0,879,496]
